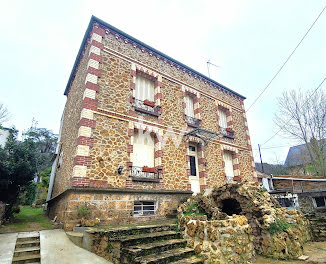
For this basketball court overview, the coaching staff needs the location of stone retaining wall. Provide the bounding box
[48,188,190,230]
[181,215,254,263]
[178,182,311,263]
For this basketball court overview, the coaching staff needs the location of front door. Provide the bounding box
[189,144,200,194]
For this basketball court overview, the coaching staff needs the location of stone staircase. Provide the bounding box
[68,223,204,264]
[12,232,41,264]
[108,224,204,264]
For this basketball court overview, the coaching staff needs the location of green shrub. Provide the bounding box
[184,203,206,216]
[22,182,37,205]
[77,205,91,218]
[269,218,291,235]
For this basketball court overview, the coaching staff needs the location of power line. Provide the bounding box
[260,77,326,146]
[246,5,326,112]
[253,144,292,150]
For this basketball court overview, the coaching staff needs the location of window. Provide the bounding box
[135,74,154,102]
[218,108,228,129]
[134,201,157,216]
[223,151,234,182]
[313,197,326,208]
[132,131,154,168]
[185,95,195,118]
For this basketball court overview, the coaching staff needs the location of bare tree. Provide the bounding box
[275,89,326,177]
[0,103,9,125]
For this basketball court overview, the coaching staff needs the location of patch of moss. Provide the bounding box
[269,218,291,235]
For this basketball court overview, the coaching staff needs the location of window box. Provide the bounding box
[144,100,155,107]
[220,127,235,139]
[134,99,160,117]
[131,166,160,182]
[142,166,156,173]
[185,115,201,128]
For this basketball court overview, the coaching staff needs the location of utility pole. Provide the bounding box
[258,144,265,173]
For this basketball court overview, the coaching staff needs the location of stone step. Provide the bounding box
[16,236,40,242]
[111,230,182,247]
[15,240,40,248]
[14,246,40,257]
[92,224,178,239]
[169,255,204,264]
[135,247,195,264]
[12,253,41,264]
[123,238,187,258]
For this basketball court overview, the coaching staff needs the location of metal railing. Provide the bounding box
[131,166,160,181]
[220,127,235,139]
[134,99,160,116]
[185,115,201,127]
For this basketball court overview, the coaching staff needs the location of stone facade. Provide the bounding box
[48,16,256,229]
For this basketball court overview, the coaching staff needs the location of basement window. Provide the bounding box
[313,197,326,208]
[134,201,157,216]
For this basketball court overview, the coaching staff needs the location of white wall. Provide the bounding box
[0,129,10,148]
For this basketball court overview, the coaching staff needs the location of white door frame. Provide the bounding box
[189,143,200,194]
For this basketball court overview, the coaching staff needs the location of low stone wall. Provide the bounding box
[297,192,326,241]
[48,187,191,230]
[178,182,311,263]
[181,215,254,263]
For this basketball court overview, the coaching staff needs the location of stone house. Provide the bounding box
[47,16,257,230]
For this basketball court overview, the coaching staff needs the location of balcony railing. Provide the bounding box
[185,115,201,128]
[131,166,160,182]
[220,127,235,139]
[134,99,160,117]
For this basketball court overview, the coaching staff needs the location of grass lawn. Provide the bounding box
[0,206,54,233]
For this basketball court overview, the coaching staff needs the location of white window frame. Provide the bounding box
[312,197,326,208]
[133,201,157,216]
[135,74,155,102]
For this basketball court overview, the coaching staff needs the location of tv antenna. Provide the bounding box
[207,59,219,78]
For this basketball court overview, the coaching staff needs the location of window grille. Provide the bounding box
[134,201,157,216]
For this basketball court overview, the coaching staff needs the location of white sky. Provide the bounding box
[0,0,325,164]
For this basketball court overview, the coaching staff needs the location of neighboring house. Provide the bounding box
[257,173,326,212]
[265,174,326,241]
[47,16,257,230]
[284,142,326,176]
[0,127,10,148]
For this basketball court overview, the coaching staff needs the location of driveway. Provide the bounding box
[0,229,111,264]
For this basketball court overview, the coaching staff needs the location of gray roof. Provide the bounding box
[284,142,326,167]
[64,16,246,99]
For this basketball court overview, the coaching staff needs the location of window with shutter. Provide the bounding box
[185,95,195,118]
[135,75,154,102]
[223,151,234,181]
[218,108,228,129]
[132,131,154,168]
